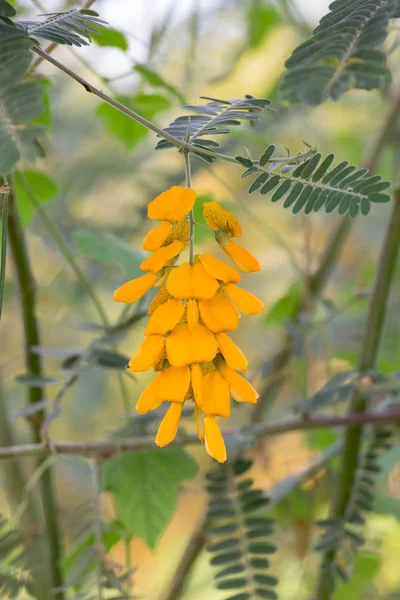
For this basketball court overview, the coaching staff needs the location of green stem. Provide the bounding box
[316,192,400,600]
[184,152,194,265]
[7,191,65,600]
[0,178,9,323]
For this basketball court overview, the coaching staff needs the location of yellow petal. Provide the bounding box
[221,240,261,273]
[191,263,220,299]
[202,201,242,238]
[166,323,218,366]
[136,378,161,413]
[157,365,190,402]
[187,299,199,331]
[198,253,241,283]
[216,332,248,371]
[204,415,227,463]
[142,221,171,251]
[148,286,171,315]
[223,284,264,315]
[166,263,219,299]
[191,363,203,407]
[217,359,259,404]
[198,293,239,333]
[140,240,184,273]
[195,404,204,442]
[201,370,230,417]
[166,263,192,298]
[145,299,185,335]
[148,186,196,221]
[114,272,157,303]
[155,403,183,447]
[128,335,165,372]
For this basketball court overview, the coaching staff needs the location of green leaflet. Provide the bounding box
[73,229,144,279]
[280,0,398,105]
[0,24,44,175]
[102,448,198,548]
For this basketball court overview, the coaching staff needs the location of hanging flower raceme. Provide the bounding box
[113,186,263,463]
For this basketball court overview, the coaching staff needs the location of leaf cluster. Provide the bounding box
[242,146,391,216]
[206,457,278,600]
[0,515,33,599]
[155,95,272,161]
[280,0,399,105]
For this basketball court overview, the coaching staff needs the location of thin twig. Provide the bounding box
[0,177,9,323]
[0,409,399,460]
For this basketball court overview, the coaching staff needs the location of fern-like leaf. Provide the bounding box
[206,457,279,600]
[0,23,44,175]
[245,146,391,216]
[280,0,399,106]
[17,9,106,47]
[0,515,33,599]
[155,95,272,161]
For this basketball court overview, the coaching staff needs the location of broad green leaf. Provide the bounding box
[73,229,143,278]
[102,448,198,548]
[92,28,128,50]
[264,283,301,325]
[0,24,44,175]
[134,64,185,103]
[14,171,58,226]
[96,93,170,149]
[0,0,15,16]
[247,1,280,48]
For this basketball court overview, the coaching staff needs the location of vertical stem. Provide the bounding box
[92,458,104,600]
[7,191,65,600]
[184,152,195,266]
[316,192,400,600]
[0,177,9,323]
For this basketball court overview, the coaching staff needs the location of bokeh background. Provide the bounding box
[2,0,400,598]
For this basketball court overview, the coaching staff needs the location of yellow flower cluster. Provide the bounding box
[113,186,263,463]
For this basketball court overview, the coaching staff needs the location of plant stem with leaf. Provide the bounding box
[316,191,400,600]
[7,190,65,600]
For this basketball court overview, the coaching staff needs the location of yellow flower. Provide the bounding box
[223,283,264,315]
[145,298,185,335]
[166,323,218,366]
[200,370,231,417]
[142,221,171,252]
[140,240,184,273]
[216,357,259,404]
[204,415,227,463]
[202,201,242,238]
[216,332,248,371]
[156,403,183,447]
[166,263,219,299]
[148,186,196,221]
[198,253,241,283]
[114,272,157,303]
[220,239,261,273]
[113,184,263,462]
[198,293,239,332]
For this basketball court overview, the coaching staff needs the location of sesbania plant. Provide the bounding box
[2,1,400,600]
[113,184,262,462]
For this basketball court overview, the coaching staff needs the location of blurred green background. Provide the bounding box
[2,0,400,598]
